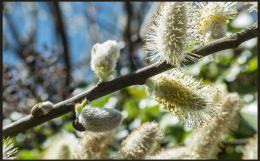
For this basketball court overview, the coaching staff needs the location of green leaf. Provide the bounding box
[144,105,160,117]
[247,57,257,72]
[127,86,147,99]
[17,149,41,159]
[64,122,75,133]
[123,99,139,119]
[91,95,110,107]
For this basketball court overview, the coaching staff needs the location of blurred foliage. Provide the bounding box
[2,2,258,160]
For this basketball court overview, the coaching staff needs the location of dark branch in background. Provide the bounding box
[124,2,136,71]
[52,2,71,98]
[4,5,44,100]
[3,25,258,137]
[223,138,248,146]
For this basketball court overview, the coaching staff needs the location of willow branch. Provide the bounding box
[3,25,258,137]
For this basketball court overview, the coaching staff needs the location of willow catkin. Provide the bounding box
[40,132,79,159]
[148,93,242,159]
[146,70,220,129]
[78,105,123,132]
[185,93,242,159]
[90,40,120,82]
[192,2,237,42]
[73,131,114,159]
[120,121,162,159]
[144,2,200,67]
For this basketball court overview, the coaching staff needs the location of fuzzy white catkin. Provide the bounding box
[185,93,242,159]
[144,2,201,67]
[148,93,243,159]
[91,40,120,82]
[120,121,162,159]
[40,131,79,159]
[193,2,238,42]
[73,131,114,159]
[78,105,123,132]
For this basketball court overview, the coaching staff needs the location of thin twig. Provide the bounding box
[52,2,71,97]
[3,25,258,137]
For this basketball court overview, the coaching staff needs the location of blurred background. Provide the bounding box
[2,2,258,159]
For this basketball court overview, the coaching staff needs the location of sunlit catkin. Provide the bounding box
[91,40,120,82]
[120,121,162,159]
[73,131,114,159]
[242,134,257,159]
[3,137,18,160]
[144,2,200,67]
[185,93,242,159]
[193,2,237,42]
[145,70,220,128]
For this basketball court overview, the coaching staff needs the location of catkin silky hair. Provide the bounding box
[144,2,200,67]
[78,105,123,132]
[192,2,237,42]
[145,70,220,128]
[91,40,120,82]
[120,121,162,159]
[3,137,18,160]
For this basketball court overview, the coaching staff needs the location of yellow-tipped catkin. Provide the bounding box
[185,93,242,159]
[3,137,18,160]
[144,2,200,67]
[193,2,237,42]
[73,131,114,159]
[120,121,162,159]
[242,134,257,159]
[146,70,220,128]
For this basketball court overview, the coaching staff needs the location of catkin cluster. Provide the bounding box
[148,93,243,159]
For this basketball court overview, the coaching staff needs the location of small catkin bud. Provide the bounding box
[193,2,237,42]
[31,101,54,117]
[90,40,120,82]
[242,134,257,159]
[146,70,220,129]
[73,131,114,159]
[185,93,242,159]
[78,105,123,132]
[3,137,18,160]
[120,121,162,159]
[144,2,200,67]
